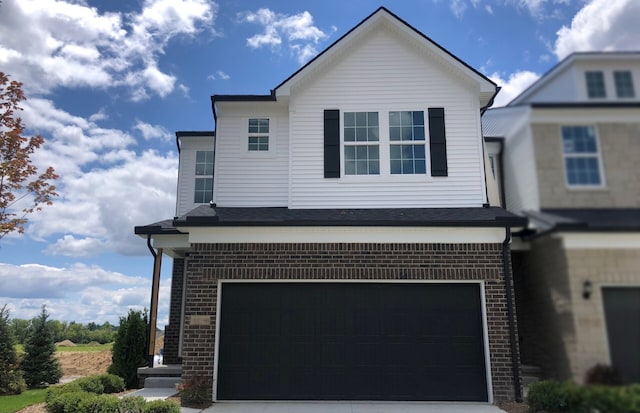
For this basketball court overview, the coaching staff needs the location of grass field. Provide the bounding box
[15,343,112,353]
[0,389,46,413]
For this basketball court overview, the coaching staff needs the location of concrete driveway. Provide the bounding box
[194,401,505,413]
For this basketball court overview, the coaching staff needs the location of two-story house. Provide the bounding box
[136,7,526,405]
[483,52,640,385]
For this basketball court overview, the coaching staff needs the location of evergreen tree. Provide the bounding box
[0,305,26,395]
[108,309,148,388]
[21,305,62,388]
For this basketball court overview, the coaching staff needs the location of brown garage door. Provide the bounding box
[216,282,488,401]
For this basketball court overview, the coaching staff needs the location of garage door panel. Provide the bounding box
[217,283,488,401]
[603,287,640,384]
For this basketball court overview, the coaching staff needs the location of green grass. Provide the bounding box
[0,389,47,413]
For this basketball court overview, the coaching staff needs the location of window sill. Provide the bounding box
[338,174,434,184]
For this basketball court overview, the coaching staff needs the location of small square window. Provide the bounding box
[614,71,635,98]
[585,71,606,98]
[194,177,213,203]
[248,118,269,151]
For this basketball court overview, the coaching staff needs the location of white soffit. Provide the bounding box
[184,226,506,244]
[557,232,640,249]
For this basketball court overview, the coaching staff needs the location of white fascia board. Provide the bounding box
[182,226,507,244]
[556,232,640,249]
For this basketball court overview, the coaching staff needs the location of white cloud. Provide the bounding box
[240,8,332,64]
[450,0,468,18]
[44,235,108,257]
[485,5,494,14]
[554,0,640,60]
[134,120,172,141]
[0,0,216,100]
[490,70,541,107]
[0,262,172,327]
[216,70,230,80]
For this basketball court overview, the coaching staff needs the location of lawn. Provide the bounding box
[0,389,47,413]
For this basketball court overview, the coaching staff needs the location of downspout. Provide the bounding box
[146,235,163,367]
[503,226,522,402]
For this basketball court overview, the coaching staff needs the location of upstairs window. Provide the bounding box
[344,112,379,175]
[194,150,214,203]
[389,111,426,174]
[585,71,606,98]
[248,118,269,151]
[614,71,635,98]
[561,126,603,187]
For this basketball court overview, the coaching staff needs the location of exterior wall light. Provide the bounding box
[583,280,593,300]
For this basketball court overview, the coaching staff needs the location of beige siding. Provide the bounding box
[288,25,487,209]
[213,106,289,207]
[533,122,640,208]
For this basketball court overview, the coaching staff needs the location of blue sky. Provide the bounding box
[0,0,638,327]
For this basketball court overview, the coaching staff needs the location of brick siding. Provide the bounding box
[163,258,184,365]
[180,243,520,402]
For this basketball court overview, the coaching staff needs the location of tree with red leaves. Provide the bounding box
[0,72,58,240]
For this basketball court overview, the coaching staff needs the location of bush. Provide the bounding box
[108,309,148,389]
[527,380,640,413]
[46,391,87,413]
[119,396,146,413]
[177,375,211,408]
[526,380,585,412]
[585,385,633,413]
[143,399,181,413]
[74,376,105,394]
[78,393,121,413]
[585,364,623,386]
[96,373,125,393]
[46,382,82,403]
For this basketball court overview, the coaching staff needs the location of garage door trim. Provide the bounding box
[213,279,493,403]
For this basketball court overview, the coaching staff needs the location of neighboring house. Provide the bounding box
[483,52,640,385]
[136,7,526,404]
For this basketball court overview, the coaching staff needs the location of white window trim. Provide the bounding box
[194,150,214,204]
[560,125,606,190]
[613,70,635,99]
[244,117,276,157]
[339,108,431,183]
[585,71,607,99]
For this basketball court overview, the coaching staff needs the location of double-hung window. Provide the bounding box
[614,71,635,98]
[194,150,214,203]
[248,118,269,151]
[389,111,426,174]
[585,71,606,98]
[561,126,603,187]
[344,112,379,175]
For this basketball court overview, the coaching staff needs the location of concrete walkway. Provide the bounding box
[123,387,178,402]
[198,401,505,413]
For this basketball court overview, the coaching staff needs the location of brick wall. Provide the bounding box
[163,258,184,365]
[181,242,520,402]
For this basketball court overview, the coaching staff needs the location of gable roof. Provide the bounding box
[508,51,640,107]
[213,7,498,110]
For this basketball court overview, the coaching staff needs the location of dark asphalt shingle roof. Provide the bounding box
[540,208,640,231]
[172,205,526,228]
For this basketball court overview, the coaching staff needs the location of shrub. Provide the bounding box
[96,373,125,393]
[22,306,63,387]
[585,385,631,413]
[585,364,623,386]
[143,399,181,413]
[74,376,104,394]
[45,391,87,413]
[108,309,148,389]
[526,380,585,412]
[119,396,146,413]
[77,393,121,413]
[46,382,82,403]
[177,375,211,408]
[0,304,27,395]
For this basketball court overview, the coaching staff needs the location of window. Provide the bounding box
[344,112,379,175]
[614,71,635,98]
[248,118,269,151]
[562,126,603,187]
[585,71,606,98]
[389,111,426,174]
[194,150,214,203]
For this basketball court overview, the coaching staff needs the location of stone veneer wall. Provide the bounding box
[180,243,521,402]
[163,258,184,365]
[532,122,640,208]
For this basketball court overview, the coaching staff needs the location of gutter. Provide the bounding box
[503,226,522,402]
[145,235,163,367]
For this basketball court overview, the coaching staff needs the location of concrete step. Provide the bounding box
[144,376,182,389]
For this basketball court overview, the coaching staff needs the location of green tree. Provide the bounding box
[9,317,30,344]
[108,309,148,388]
[21,305,62,387]
[0,72,58,240]
[0,305,27,395]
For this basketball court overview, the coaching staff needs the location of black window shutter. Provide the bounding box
[324,109,340,178]
[429,108,448,177]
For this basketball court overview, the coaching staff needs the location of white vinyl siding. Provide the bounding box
[502,124,540,214]
[288,26,487,208]
[213,106,289,207]
[176,135,215,217]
